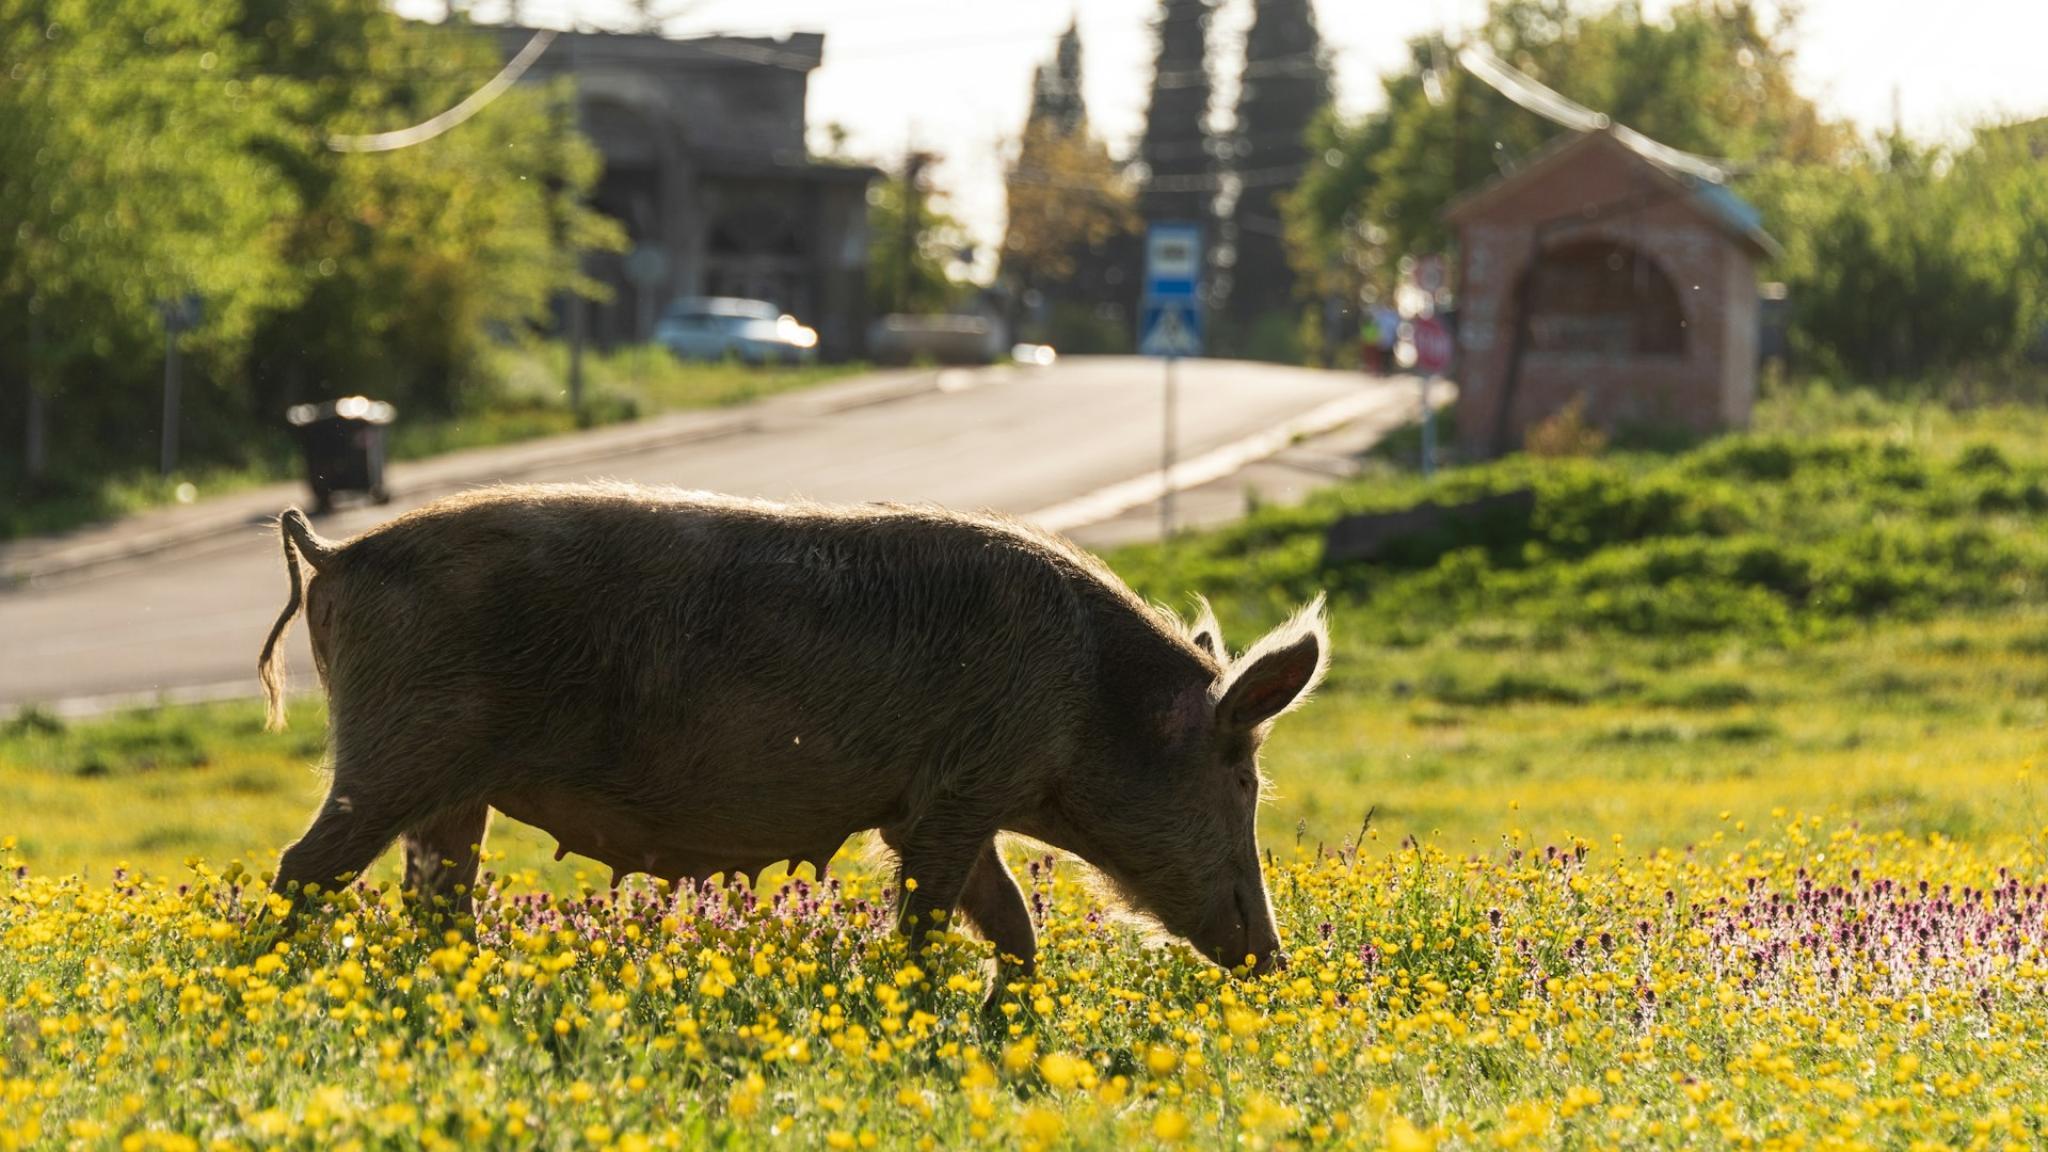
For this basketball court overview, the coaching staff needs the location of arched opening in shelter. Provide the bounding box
[1523,239,1686,356]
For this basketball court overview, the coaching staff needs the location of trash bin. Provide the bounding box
[286,396,396,514]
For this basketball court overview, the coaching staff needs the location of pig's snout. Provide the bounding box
[1202,883,1284,976]
[1236,885,1286,975]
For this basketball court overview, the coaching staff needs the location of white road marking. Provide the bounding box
[1025,389,1399,534]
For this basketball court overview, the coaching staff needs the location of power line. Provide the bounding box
[6,20,1273,87]
[1456,42,1732,183]
[1,57,512,82]
[2,23,1040,82]
[327,27,555,152]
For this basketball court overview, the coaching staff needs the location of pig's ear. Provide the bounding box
[1215,596,1328,731]
[1189,596,1226,663]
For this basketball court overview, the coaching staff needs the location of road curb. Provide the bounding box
[1028,386,1405,534]
[1,369,943,588]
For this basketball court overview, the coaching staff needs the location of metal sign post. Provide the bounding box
[1139,222,1204,543]
[1409,313,1452,478]
[1161,355,1177,542]
[162,329,179,476]
[1422,375,1437,477]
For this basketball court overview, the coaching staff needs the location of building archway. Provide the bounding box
[1523,239,1686,356]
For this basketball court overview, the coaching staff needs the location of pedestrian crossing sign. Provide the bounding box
[1139,300,1204,358]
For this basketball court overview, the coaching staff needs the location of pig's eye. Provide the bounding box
[1237,770,1258,796]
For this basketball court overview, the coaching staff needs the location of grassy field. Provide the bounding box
[5,612,2044,883]
[1,346,863,541]
[1111,381,2048,853]
[5,383,2048,1148]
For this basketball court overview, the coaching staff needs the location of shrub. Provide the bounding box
[1524,397,1609,458]
[1114,403,2048,644]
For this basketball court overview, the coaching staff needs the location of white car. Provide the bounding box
[654,297,819,365]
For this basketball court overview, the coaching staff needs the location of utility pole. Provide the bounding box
[159,295,199,476]
[896,150,932,315]
[24,308,46,482]
[566,25,586,412]
[160,327,180,476]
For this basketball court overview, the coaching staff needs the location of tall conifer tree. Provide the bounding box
[1138,0,1217,234]
[1029,21,1087,138]
[1226,0,1331,322]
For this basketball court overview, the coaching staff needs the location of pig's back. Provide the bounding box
[320,486,1097,787]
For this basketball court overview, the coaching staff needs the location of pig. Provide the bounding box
[257,483,1327,979]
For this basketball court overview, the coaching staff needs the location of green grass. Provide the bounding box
[8,381,2048,1148]
[0,699,610,892]
[0,346,865,541]
[8,614,2041,883]
[1095,381,2048,854]
[1247,614,2048,853]
[7,384,2048,877]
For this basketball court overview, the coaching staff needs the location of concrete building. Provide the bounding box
[1446,127,1779,457]
[496,27,879,358]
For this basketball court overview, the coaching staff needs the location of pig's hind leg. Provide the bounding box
[271,780,415,911]
[403,800,492,923]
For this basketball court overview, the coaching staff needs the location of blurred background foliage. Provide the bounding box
[0,0,622,513]
[1285,0,2048,389]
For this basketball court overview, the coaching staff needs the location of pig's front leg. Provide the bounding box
[956,838,1037,1005]
[883,820,989,960]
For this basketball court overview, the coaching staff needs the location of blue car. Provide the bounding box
[654,297,819,365]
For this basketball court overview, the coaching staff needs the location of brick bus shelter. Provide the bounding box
[1446,126,1779,457]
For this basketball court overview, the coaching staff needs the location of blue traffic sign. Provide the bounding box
[1143,222,1202,302]
[1139,300,1204,358]
[1141,222,1204,357]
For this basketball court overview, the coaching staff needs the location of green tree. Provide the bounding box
[1284,109,1395,308]
[1004,127,1138,293]
[868,160,968,316]
[1287,1,1844,289]
[0,0,301,481]
[1001,21,1139,350]
[0,0,620,511]
[1751,127,2048,380]
[238,0,618,417]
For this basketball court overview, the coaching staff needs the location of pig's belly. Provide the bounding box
[490,786,859,884]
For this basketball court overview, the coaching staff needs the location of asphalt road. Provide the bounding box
[1,356,1399,713]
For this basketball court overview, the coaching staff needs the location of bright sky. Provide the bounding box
[403,0,2048,262]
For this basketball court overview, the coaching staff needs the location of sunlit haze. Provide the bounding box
[397,0,2048,264]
